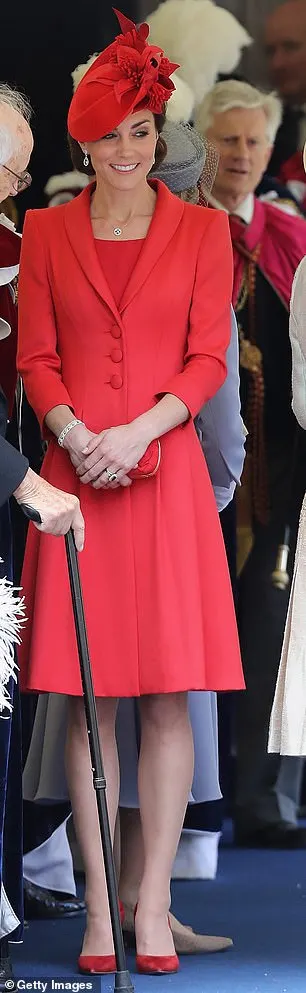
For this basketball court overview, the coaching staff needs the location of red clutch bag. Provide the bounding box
[129,439,161,479]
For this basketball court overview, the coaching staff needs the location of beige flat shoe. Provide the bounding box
[121,904,233,954]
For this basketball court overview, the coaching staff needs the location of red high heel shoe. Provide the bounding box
[134,905,179,975]
[78,954,116,975]
[78,901,124,974]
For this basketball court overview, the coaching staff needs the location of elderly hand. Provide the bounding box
[76,422,150,489]
[13,468,85,552]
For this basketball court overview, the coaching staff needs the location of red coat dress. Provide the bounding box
[17,179,244,697]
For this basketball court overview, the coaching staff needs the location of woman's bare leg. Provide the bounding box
[119,808,143,914]
[135,692,194,956]
[65,695,119,956]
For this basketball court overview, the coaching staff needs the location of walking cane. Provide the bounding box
[21,506,134,993]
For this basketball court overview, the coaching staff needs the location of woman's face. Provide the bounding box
[82,110,157,191]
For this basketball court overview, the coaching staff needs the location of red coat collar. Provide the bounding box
[63,179,184,323]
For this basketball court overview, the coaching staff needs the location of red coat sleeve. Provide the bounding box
[159,210,233,418]
[17,211,74,428]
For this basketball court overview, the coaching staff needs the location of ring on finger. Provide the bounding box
[105,467,118,483]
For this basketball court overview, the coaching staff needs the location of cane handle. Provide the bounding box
[20,503,42,525]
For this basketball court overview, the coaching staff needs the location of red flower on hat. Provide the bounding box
[68,8,179,141]
[92,9,178,113]
[114,43,176,110]
[114,9,151,53]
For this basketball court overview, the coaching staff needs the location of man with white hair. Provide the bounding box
[196,79,306,848]
[0,83,85,984]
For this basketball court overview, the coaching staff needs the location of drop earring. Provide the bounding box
[83,150,89,167]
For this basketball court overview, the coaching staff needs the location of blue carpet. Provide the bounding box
[12,838,306,993]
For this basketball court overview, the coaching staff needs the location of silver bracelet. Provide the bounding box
[58,419,84,448]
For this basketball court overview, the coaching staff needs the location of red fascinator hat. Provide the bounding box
[68,8,179,143]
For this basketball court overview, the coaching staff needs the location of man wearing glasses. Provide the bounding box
[0,83,85,987]
[1,160,32,195]
[0,85,85,542]
[2,163,31,194]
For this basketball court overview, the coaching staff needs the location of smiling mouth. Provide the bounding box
[111,164,138,172]
[226,168,249,176]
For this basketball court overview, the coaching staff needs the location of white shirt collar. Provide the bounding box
[232,193,255,225]
[0,213,20,287]
[0,212,16,234]
[0,261,19,287]
[0,318,12,340]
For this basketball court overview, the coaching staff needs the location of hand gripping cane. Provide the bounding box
[21,507,134,993]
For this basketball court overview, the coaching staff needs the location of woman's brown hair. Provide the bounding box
[68,111,167,176]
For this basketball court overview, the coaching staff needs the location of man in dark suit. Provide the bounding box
[198,77,306,848]
[265,0,306,184]
[0,87,84,546]
[0,84,84,986]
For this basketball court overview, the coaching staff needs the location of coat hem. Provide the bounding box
[20,680,245,696]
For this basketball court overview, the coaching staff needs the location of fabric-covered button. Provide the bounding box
[110,347,123,363]
[110,374,123,389]
[110,325,121,339]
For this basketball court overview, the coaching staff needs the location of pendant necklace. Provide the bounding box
[91,198,154,237]
[91,189,155,237]
[110,216,131,237]
[91,212,133,238]
[113,223,126,237]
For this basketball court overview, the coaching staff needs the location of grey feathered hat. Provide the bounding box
[153,121,218,195]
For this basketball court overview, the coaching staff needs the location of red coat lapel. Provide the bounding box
[63,179,184,318]
[120,180,184,313]
[63,184,122,325]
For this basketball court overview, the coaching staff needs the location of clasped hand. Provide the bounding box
[63,421,150,489]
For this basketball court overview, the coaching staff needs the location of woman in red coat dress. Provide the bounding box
[17,11,244,977]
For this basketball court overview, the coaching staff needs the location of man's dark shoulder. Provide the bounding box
[0,392,29,507]
[268,105,301,176]
[257,175,304,215]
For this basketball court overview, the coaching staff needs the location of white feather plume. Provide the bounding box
[71,55,98,94]
[44,172,90,197]
[165,73,195,123]
[0,569,26,716]
[147,0,252,110]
